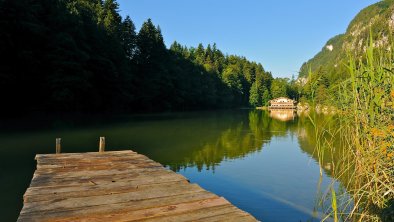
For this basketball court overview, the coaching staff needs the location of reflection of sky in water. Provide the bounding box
[179,135,339,222]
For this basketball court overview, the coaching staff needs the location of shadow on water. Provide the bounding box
[0,109,349,221]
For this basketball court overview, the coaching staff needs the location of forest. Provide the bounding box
[0,0,298,116]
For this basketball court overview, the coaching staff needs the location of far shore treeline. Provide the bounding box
[0,0,298,116]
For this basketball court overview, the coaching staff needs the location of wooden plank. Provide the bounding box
[24,197,231,222]
[35,151,138,163]
[19,191,217,221]
[36,159,157,171]
[35,160,162,173]
[26,171,186,195]
[24,180,190,203]
[31,164,163,179]
[18,150,258,222]
[21,183,206,214]
[36,155,147,167]
[29,169,183,188]
[36,155,154,167]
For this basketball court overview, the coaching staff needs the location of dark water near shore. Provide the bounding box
[0,110,346,221]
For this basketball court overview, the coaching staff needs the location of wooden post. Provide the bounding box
[56,138,61,154]
[99,137,105,153]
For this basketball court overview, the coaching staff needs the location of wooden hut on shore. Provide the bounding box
[268,97,297,109]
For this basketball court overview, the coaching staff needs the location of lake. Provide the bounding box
[0,110,347,221]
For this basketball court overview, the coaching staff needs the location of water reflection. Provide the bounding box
[165,110,350,221]
[167,109,348,181]
[0,110,349,221]
[170,110,303,171]
[269,109,297,122]
[169,110,300,172]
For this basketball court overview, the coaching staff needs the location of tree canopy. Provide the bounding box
[0,0,297,116]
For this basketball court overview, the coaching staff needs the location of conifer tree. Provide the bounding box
[101,0,122,35]
[120,16,136,59]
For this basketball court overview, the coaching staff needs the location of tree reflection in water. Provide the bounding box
[169,110,351,189]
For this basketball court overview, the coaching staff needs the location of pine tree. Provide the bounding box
[120,16,136,59]
[101,0,121,35]
[195,43,205,65]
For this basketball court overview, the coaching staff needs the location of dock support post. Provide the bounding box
[56,138,61,154]
[99,137,105,153]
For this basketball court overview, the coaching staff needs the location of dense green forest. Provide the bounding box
[0,0,298,115]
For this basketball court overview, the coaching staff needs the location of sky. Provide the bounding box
[117,0,380,78]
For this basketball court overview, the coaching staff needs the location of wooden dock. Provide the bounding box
[18,150,257,221]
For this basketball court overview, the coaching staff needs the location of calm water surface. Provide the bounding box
[0,110,346,221]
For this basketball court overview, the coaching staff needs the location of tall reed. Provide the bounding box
[313,33,394,221]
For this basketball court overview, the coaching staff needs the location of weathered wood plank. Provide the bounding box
[35,151,138,163]
[21,183,205,214]
[36,155,155,168]
[18,150,257,222]
[19,191,217,221]
[25,197,231,222]
[35,161,162,174]
[31,164,163,179]
[36,153,148,165]
[26,171,185,195]
[24,179,190,203]
[29,169,182,188]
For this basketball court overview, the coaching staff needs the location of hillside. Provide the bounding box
[299,0,394,79]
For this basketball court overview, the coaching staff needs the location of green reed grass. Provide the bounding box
[310,32,394,221]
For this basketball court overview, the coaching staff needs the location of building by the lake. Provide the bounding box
[268,97,297,109]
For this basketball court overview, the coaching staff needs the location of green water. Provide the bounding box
[0,110,346,221]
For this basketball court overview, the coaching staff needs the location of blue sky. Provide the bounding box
[117,0,379,78]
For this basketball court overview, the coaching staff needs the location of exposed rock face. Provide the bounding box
[326,44,334,51]
[296,77,308,86]
[345,14,391,53]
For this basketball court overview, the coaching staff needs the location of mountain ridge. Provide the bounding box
[299,0,394,79]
